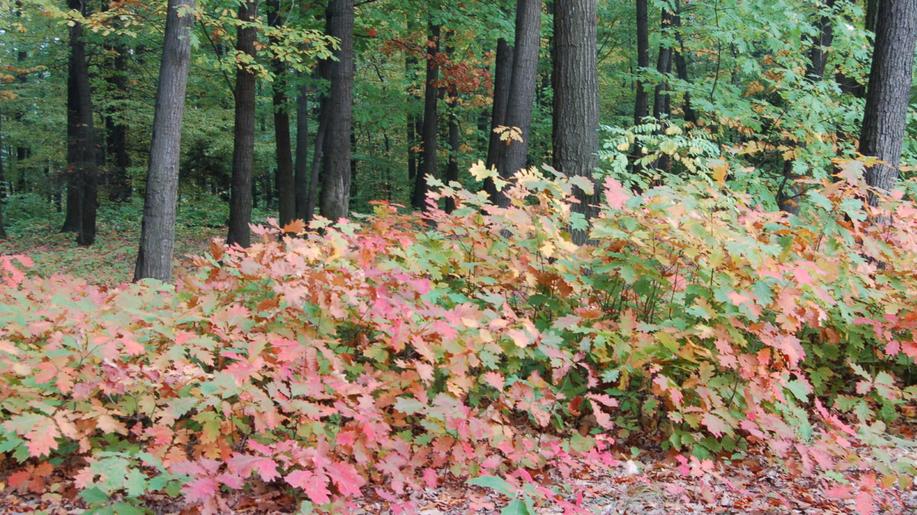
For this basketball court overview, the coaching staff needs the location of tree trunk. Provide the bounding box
[306,91,328,223]
[865,0,878,33]
[227,0,259,247]
[445,34,460,214]
[492,0,542,204]
[268,0,295,226]
[553,0,599,242]
[413,22,440,211]
[484,38,514,199]
[859,0,917,203]
[0,113,6,240]
[134,0,196,282]
[68,0,98,246]
[806,0,835,81]
[294,82,310,221]
[634,0,650,124]
[319,0,354,221]
[671,1,697,123]
[107,46,132,202]
[653,9,675,120]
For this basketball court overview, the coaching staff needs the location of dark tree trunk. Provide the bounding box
[806,0,835,81]
[634,0,650,124]
[0,114,6,240]
[445,35,460,214]
[68,0,98,246]
[107,46,132,202]
[413,22,440,211]
[553,0,599,241]
[134,0,196,282]
[61,5,80,233]
[306,91,328,223]
[492,0,542,204]
[294,82,310,220]
[319,0,354,221]
[484,38,514,199]
[227,0,259,247]
[653,9,675,120]
[865,0,878,33]
[268,0,295,226]
[859,0,917,203]
[671,1,697,123]
[406,24,420,190]
[14,1,29,192]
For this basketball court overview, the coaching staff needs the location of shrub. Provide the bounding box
[0,162,914,512]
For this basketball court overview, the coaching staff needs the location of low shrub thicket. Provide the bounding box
[0,162,914,513]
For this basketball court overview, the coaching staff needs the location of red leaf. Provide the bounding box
[286,469,331,505]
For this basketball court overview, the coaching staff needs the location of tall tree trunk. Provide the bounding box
[859,0,917,203]
[227,0,259,247]
[634,0,650,124]
[412,22,440,211]
[806,0,835,81]
[68,0,98,246]
[553,0,599,242]
[306,89,328,223]
[0,113,6,240]
[445,34,460,214]
[671,1,697,123]
[107,45,132,202]
[406,19,420,193]
[484,38,514,199]
[134,0,196,282]
[492,0,542,205]
[653,9,675,120]
[294,82,310,220]
[865,0,878,33]
[319,0,354,221]
[268,0,295,226]
[14,1,29,191]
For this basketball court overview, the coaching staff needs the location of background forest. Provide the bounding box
[0,0,916,514]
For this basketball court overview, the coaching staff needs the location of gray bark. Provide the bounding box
[484,38,514,199]
[268,0,295,226]
[412,22,440,211]
[319,0,354,221]
[134,0,196,282]
[295,83,310,221]
[859,0,917,203]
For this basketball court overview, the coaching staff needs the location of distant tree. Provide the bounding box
[294,82,310,221]
[553,0,599,240]
[0,114,6,240]
[268,0,295,226]
[227,0,259,247]
[412,21,440,211]
[483,37,513,199]
[67,0,98,246]
[134,0,196,282]
[634,0,649,124]
[318,0,354,221]
[859,0,917,204]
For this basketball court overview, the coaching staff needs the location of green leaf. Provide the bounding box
[468,475,514,496]
[501,499,530,515]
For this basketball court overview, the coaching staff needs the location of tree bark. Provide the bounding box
[294,82,310,220]
[268,0,295,226]
[412,22,441,210]
[634,0,650,124]
[492,0,542,204]
[0,113,6,240]
[134,0,196,282]
[653,9,675,120]
[68,0,98,246]
[445,34,460,214]
[227,0,259,247]
[865,0,878,33]
[107,45,132,202]
[806,0,835,81]
[319,0,354,221]
[671,1,697,123]
[859,0,917,203]
[553,0,599,241]
[484,38,514,199]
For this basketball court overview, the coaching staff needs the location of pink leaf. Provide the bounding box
[183,477,218,503]
[286,469,331,505]
[604,178,631,210]
[328,462,365,497]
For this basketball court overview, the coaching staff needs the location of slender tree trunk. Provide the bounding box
[653,9,675,120]
[413,22,440,210]
[493,0,542,205]
[445,35,460,214]
[859,0,917,203]
[865,0,878,33]
[406,20,420,191]
[553,0,599,242]
[107,46,132,202]
[134,0,196,282]
[62,66,80,233]
[319,0,354,221]
[634,0,650,124]
[484,38,514,199]
[268,0,295,226]
[294,82,310,220]
[671,1,697,124]
[807,0,835,81]
[306,92,328,223]
[68,0,98,246]
[0,114,6,240]
[227,0,259,247]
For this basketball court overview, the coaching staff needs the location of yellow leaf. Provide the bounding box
[710,159,729,186]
